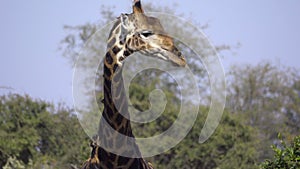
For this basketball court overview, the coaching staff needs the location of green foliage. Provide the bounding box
[261,135,300,169]
[127,70,259,168]
[3,156,26,169]
[1,67,298,168]
[0,94,46,166]
[0,90,261,169]
[0,94,90,168]
[227,62,300,160]
[148,111,259,169]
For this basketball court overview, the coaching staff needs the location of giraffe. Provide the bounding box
[81,138,100,169]
[81,0,186,168]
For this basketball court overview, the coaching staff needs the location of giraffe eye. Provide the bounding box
[140,31,154,38]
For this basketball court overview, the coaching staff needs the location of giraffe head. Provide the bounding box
[113,0,186,67]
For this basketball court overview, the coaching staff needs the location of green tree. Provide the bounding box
[148,110,259,169]
[0,94,45,167]
[261,135,300,169]
[0,94,90,168]
[227,62,300,161]
[125,70,259,168]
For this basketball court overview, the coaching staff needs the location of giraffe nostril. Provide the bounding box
[178,51,182,56]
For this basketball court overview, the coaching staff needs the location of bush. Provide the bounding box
[261,134,300,169]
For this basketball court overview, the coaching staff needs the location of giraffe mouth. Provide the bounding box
[150,52,185,67]
[139,49,186,67]
[161,50,186,67]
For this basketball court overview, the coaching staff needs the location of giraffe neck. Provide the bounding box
[101,50,133,136]
[100,16,135,136]
[97,43,151,168]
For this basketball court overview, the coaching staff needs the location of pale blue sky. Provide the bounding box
[0,0,299,106]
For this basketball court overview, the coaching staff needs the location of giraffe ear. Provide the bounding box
[133,0,144,14]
